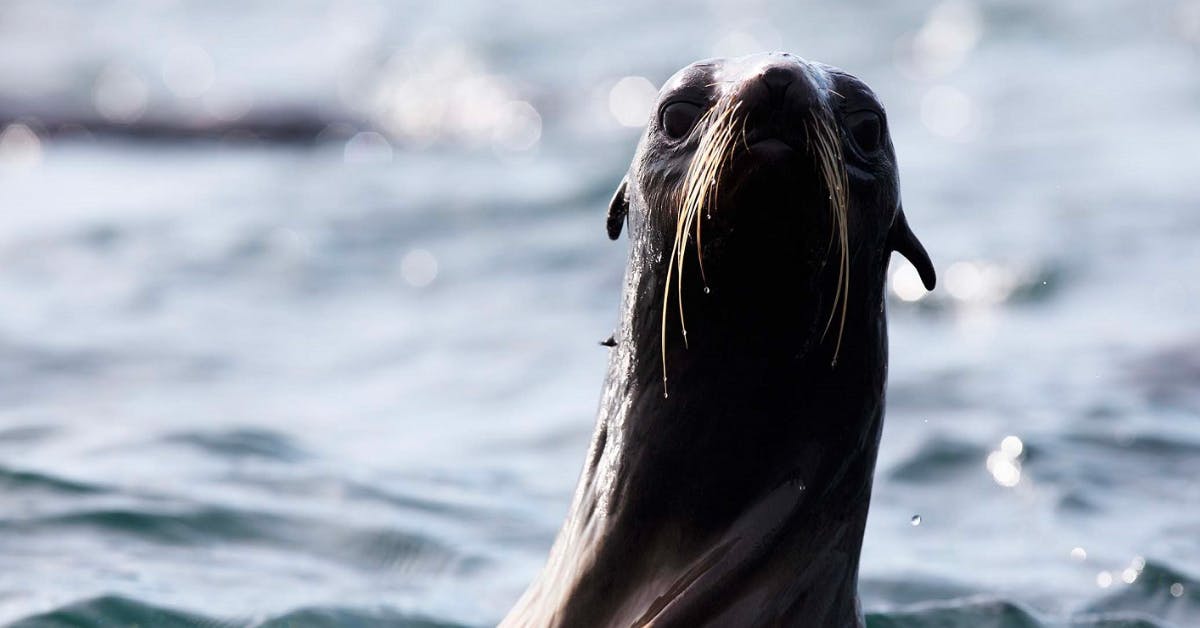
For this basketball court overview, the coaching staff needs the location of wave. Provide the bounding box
[887,437,985,484]
[5,595,468,628]
[1,503,466,575]
[13,594,1185,628]
[0,466,108,496]
[865,595,1174,628]
[163,428,310,463]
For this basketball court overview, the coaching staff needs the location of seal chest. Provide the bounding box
[503,53,936,628]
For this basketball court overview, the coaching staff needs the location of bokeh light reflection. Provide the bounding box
[93,64,149,123]
[162,44,216,99]
[364,46,538,151]
[921,85,977,141]
[898,0,984,79]
[0,123,43,172]
[890,260,928,302]
[343,131,393,165]
[608,76,658,128]
[400,249,439,288]
[985,435,1024,488]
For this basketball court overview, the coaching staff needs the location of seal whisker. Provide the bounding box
[699,116,738,290]
[809,113,851,365]
[677,107,728,321]
[694,103,741,286]
[662,98,742,391]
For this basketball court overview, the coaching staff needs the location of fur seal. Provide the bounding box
[503,53,936,628]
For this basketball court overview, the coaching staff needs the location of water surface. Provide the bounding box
[1,0,1198,626]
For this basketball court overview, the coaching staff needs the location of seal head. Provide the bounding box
[505,53,935,628]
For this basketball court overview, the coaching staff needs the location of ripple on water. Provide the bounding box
[865,597,1043,628]
[1127,341,1200,412]
[864,597,1173,627]
[0,424,57,445]
[7,595,223,628]
[0,466,108,497]
[258,606,469,627]
[7,595,469,628]
[1067,615,1171,628]
[1082,561,1199,626]
[861,577,982,609]
[162,428,310,463]
[1,504,469,576]
[888,437,986,484]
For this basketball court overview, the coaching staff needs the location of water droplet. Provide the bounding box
[1171,582,1185,597]
[704,287,711,294]
[1070,547,1087,561]
[910,515,922,526]
[1097,571,1113,588]
[706,213,712,220]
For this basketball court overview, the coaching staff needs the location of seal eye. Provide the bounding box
[845,110,883,154]
[661,102,702,139]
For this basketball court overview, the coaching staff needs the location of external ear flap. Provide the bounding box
[887,208,936,290]
[606,176,629,240]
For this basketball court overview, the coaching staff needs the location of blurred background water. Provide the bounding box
[1,0,1199,626]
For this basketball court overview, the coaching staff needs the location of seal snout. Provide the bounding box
[737,60,823,150]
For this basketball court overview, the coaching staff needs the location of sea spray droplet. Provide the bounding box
[1171,582,1185,597]
[910,515,921,526]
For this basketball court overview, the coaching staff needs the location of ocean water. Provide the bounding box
[1,0,1199,626]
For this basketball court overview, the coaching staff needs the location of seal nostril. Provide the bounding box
[760,66,795,94]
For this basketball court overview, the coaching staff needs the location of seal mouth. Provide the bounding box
[744,137,798,161]
[742,128,803,152]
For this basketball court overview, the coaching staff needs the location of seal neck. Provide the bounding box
[555,255,887,626]
[614,245,890,518]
